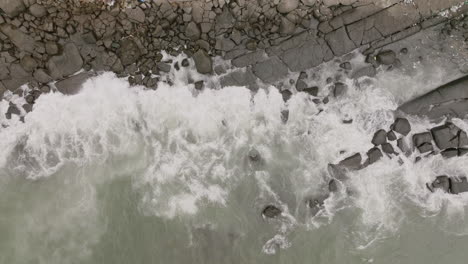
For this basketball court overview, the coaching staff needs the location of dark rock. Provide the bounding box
[5,103,20,119]
[194,81,204,90]
[0,24,37,53]
[366,147,383,165]
[252,56,288,83]
[418,142,434,153]
[387,131,397,141]
[20,56,38,72]
[181,58,190,67]
[427,175,450,193]
[281,109,289,123]
[338,153,362,170]
[220,69,258,91]
[118,38,141,66]
[296,79,308,91]
[157,62,171,73]
[459,131,468,147]
[431,124,459,150]
[458,148,468,156]
[400,48,408,54]
[391,118,411,136]
[339,62,352,70]
[382,143,396,155]
[413,132,432,147]
[329,179,338,192]
[262,205,282,218]
[231,50,264,68]
[281,90,293,102]
[22,103,32,113]
[333,82,347,97]
[376,50,396,65]
[441,148,458,158]
[371,129,387,146]
[302,86,319,96]
[193,50,212,74]
[248,148,260,161]
[125,7,145,23]
[47,43,83,79]
[450,177,468,194]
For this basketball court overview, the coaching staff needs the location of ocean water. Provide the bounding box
[1,54,468,264]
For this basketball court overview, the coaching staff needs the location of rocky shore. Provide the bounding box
[1,0,468,119]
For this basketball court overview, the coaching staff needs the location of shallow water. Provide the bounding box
[1,56,468,264]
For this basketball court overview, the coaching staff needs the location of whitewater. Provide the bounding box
[1,54,468,264]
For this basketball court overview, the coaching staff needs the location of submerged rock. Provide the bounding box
[262,205,282,218]
[427,175,450,193]
[450,177,468,194]
[248,148,261,162]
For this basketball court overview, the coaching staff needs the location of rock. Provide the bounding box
[302,86,319,96]
[45,42,60,55]
[193,50,212,74]
[252,56,288,83]
[157,62,171,73]
[413,132,432,148]
[329,179,338,192]
[262,205,281,218]
[47,43,83,79]
[215,37,235,51]
[125,7,145,23]
[248,148,260,161]
[351,65,377,79]
[0,24,37,53]
[279,16,296,35]
[391,118,411,136]
[376,50,396,65]
[296,79,308,91]
[301,0,317,6]
[450,177,468,194]
[333,82,347,97]
[29,3,47,18]
[458,148,468,156]
[5,103,20,119]
[181,59,190,67]
[339,62,352,70]
[20,56,38,72]
[459,131,468,147]
[232,50,265,68]
[33,69,52,84]
[0,0,25,17]
[186,22,201,41]
[381,143,396,155]
[366,147,383,165]
[55,72,94,95]
[387,131,397,141]
[325,27,356,56]
[220,69,258,91]
[371,129,387,146]
[441,148,458,158]
[194,80,204,90]
[338,153,361,170]
[427,175,450,193]
[118,38,141,66]
[397,138,409,154]
[281,90,293,102]
[431,124,459,150]
[277,0,299,14]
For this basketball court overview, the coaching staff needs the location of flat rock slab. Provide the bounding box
[398,75,468,121]
[55,72,95,95]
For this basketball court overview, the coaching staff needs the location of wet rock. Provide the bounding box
[220,69,258,91]
[193,50,213,74]
[5,103,20,119]
[262,205,282,218]
[277,0,299,14]
[281,90,293,102]
[186,22,201,41]
[0,0,25,17]
[441,148,458,158]
[306,194,328,216]
[431,124,459,150]
[118,38,141,66]
[366,147,383,165]
[281,109,289,123]
[413,132,433,153]
[339,62,352,70]
[418,142,434,153]
[248,148,261,162]
[157,62,171,73]
[382,143,396,155]
[450,177,468,194]
[458,148,468,156]
[0,24,37,53]
[329,179,338,192]
[181,59,190,67]
[391,118,411,136]
[376,50,396,65]
[459,131,468,147]
[427,175,450,193]
[338,153,362,170]
[47,43,83,79]
[296,79,308,91]
[333,82,347,97]
[371,129,387,146]
[387,131,397,141]
[279,17,296,35]
[302,86,319,96]
[22,103,32,113]
[194,80,204,90]
[55,72,95,95]
[252,56,288,83]
[351,65,377,79]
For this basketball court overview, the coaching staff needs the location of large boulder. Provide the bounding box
[193,49,213,74]
[47,43,83,79]
[391,118,411,136]
[0,0,25,17]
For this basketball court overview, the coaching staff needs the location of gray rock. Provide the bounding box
[391,118,411,136]
[252,56,289,83]
[296,79,308,91]
[277,0,299,14]
[0,0,25,17]
[413,132,432,148]
[231,50,265,68]
[418,142,433,153]
[351,65,376,79]
[387,131,397,141]
[193,50,212,74]
[20,56,38,72]
[302,87,319,96]
[215,37,235,51]
[371,129,387,146]
[382,143,396,155]
[0,24,37,53]
[366,147,383,165]
[281,90,293,102]
[47,43,83,79]
[329,179,338,192]
[301,0,317,6]
[376,50,396,65]
[262,205,281,218]
[450,177,468,194]
[279,16,296,35]
[333,82,347,97]
[441,148,458,158]
[397,138,410,155]
[248,148,261,161]
[181,59,190,67]
[29,3,47,18]
[338,153,362,170]
[459,148,468,156]
[194,80,204,90]
[118,38,141,66]
[45,41,60,55]
[281,109,289,123]
[339,62,352,70]
[427,175,450,193]
[186,22,201,41]
[459,131,468,147]
[325,27,356,56]
[5,103,20,119]
[220,69,258,91]
[157,62,171,73]
[431,124,459,150]
[55,72,95,95]
[125,7,145,23]
[33,69,52,84]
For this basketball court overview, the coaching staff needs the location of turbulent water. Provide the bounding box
[1,54,468,264]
